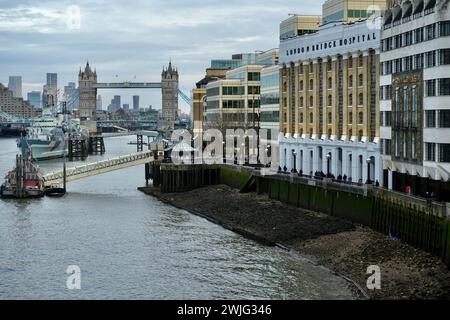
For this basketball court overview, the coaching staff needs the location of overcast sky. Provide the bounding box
[0,0,322,113]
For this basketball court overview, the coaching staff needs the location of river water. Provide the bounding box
[0,136,353,299]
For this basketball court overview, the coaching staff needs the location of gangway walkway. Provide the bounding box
[43,150,153,187]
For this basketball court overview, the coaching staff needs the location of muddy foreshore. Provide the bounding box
[139,184,450,300]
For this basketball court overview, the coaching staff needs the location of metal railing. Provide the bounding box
[43,150,153,186]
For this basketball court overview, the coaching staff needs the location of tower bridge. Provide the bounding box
[78,61,184,133]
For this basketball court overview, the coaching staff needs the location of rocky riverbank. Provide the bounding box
[139,184,450,300]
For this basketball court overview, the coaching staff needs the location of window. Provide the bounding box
[328,112,332,123]
[385,139,392,156]
[386,111,392,126]
[328,94,332,106]
[248,86,260,95]
[358,112,363,124]
[440,49,450,65]
[412,86,418,127]
[309,96,313,107]
[358,55,363,67]
[309,79,314,90]
[328,77,332,88]
[348,75,353,87]
[426,51,436,67]
[440,21,450,36]
[426,80,436,96]
[395,132,401,157]
[412,132,417,160]
[248,72,260,81]
[439,144,450,163]
[426,24,436,40]
[439,78,450,95]
[426,110,436,127]
[415,27,424,43]
[300,80,304,91]
[426,143,436,161]
[403,87,409,127]
[358,74,363,87]
[348,57,353,68]
[348,93,353,106]
[358,93,363,105]
[300,112,304,123]
[300,96,304,107]
[309,112,313,123]
[349,112,353,124]
[403,132,408,159]
[222,86,244,95]
[439,110,450,128]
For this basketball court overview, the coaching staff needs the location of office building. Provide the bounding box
[260,65,281,168]
[280,15,322,40]
[27,91,41,109]
[97,95,103,110]
[133,95,140,111]
[322,0,387,24]
[1,83,38,118]
[8,76,22,98]
[379,0,450,201]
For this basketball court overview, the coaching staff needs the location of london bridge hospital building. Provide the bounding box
[278,16,382,185]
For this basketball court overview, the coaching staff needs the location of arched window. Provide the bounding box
[327,59,332,71]
[300,80,304,91]
[359,93,364,105]
[349,112,353,124]
[359,74,363,87]
[309,96,313,107]
[358,55,363,67]
[328,77,332,88]
[300,96,304,107]
[328,112,332,123]
[310,112,314,123]
[349,75,353,87]
[328,94,332,106]
[300,112,304,123]
[358,129,363,140]
[309,79,314,90]
[359,112,364,124]
[349,94,353,106]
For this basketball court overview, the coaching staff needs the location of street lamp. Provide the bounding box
[326,152,331,178]
[366,157,372,184]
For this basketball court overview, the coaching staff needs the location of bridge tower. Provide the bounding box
[79,61,98,133]
[161,61,179,130]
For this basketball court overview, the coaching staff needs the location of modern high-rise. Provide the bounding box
[133,95,140,111]
[278,6,382,183]
[379,0,450,201]
[322,0,387,24]
[8,76,22,98]
[27,91,41,109]
[1,83,38,118]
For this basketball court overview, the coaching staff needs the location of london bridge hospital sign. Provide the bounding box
[280,17,382,64]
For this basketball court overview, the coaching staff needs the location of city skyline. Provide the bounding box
[0,0,322,113]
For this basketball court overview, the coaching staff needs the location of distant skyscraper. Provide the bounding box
[123,104,130,111]
[8,76,22,98]
[46,73,57,87]
[133,95,140,111]
[96,95,103,110]
[43,73,58,107]
[27,91,41,109]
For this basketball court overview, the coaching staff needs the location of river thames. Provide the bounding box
[0,136,353,299]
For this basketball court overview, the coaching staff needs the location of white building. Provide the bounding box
[380,0,450,201]
[278,16,382,184]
